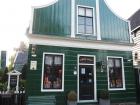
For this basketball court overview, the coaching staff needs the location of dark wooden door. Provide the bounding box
[79,65,94,101]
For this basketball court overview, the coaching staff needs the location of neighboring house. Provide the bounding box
[14,51,28,71]
[129,9,140,67]
[27,0,136,105]
[129,9,140,104]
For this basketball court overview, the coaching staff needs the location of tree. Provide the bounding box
[2,67,8,83]
[8,54,16,71]
[0,70,4,82]
[21,64,27,80]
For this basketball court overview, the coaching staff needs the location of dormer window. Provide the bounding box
[77,6,95,35]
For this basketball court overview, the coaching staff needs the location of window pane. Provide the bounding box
[78,25,85,33]
[115,59,121,67]
[78,7,85,16]
[108,58,114,67]
[54,56,62,65]
[86,8,93,17]
[86,17,93,26]
[45,55,53,65]
[86,26,93,34]
[78,16,85,25]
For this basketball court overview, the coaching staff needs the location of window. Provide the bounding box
[41,53,64,92]
[107,57,125,90]
[77,6,94,35]
[135,52,138,60]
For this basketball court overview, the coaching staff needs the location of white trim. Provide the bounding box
[71,0,75,38]
[131,25,140,32]
[28,35,133,51]
[107,56,126,91]
[32,0,58,9]
[76,5,96,36]
[128,21,133,43]
[96,0,101,40]
[77,55,97,103]
[29,8,34,34]
[104,0,129,22]
[41,52,65,92]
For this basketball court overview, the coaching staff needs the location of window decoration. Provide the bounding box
[77,6,94,35]
[107,57,125,90]
[41,53,64,92]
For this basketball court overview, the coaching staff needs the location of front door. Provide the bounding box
[78,55,96,102]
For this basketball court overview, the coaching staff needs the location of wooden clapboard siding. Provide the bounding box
[27,45,136,105]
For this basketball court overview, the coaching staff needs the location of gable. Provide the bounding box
[99,0,130,43]
[30,0,131,43]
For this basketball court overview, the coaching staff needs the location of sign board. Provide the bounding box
[10,75,17,88]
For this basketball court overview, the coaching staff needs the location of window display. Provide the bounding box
[42,53,64,91]
[108,57,125,90]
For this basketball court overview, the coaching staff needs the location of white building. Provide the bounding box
[129,9,140,67]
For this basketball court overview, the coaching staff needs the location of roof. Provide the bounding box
[14,51,28,71]
[129,9,140,31]
[7,70,21,75]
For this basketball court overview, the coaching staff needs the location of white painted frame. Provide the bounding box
[107,56,126,91]
[7,70,21,93]
[71,0,75,38]
[28,35,133,51]
[96,0,101,40]
[77,54,97,103]
[41,52,65,92]
[76,5,96,36]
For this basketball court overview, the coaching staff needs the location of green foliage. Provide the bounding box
[0,82,7,91]
[21,64,27,79]
[67,90,77,101]
[0,70,4,83]
[0,70,4,77]
[99,90,110,99]
[0,83,3,91]
[0,67,8,83]
[19,79,26,91]
[8,54,16,71]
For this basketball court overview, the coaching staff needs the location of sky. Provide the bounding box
[0,0,140,60]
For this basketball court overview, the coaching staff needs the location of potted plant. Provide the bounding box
[99,90,110,105]
[67,90,77,105]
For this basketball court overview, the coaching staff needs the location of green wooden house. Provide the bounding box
[27,0,136,104]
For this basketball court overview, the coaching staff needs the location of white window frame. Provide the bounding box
[107,56,126,91]
[77,54,97,103]
[77,5,96,36]
[41,52,65,92]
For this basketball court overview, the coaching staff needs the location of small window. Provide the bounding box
[107,57,125,90]
[135,52,138,60]
[77,6,94,35]
[41,53,64,92]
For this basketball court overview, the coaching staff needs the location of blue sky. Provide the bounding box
[0,0,139,59]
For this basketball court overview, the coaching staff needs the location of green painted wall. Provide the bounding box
[99,0,130,43]
[27,45,136,105]
[32,0,71,36]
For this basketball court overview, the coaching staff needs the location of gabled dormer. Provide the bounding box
[29,0,131,43]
